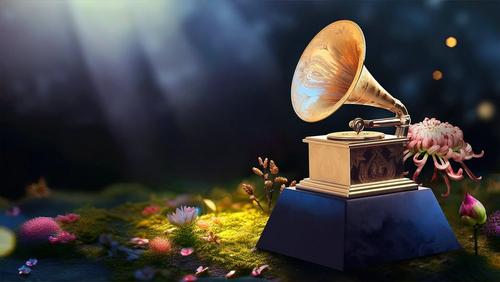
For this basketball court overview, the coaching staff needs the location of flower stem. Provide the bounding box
[473,225,478,255]
[268,189,273,213]
[254,198,265,213]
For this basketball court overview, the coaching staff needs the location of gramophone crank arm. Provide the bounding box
[349,115,411,137]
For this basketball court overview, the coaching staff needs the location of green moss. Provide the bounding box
[76,244,106,258]
[62,207,116,243]
[171,226,198,247]
[196,209,274,270]
[20,177,499,281]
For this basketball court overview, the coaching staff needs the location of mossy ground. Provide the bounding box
[3,176,500,281]
[67,206,273,280]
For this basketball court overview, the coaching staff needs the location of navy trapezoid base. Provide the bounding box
[256,187,460,271]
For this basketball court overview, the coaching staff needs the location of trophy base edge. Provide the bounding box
[297,177,418,198]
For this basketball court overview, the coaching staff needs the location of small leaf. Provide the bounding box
[202,199,217,212]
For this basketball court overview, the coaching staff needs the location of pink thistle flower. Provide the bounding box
[48,231,77,244]
[19,217,61,243]
[404,118,484,197]
[180,247,194,256]
[142,205,161,216]
[55,213,80,224]
[149,236,171,254]
[167,206,198,227]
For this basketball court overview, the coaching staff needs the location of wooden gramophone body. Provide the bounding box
[298,134,417,198]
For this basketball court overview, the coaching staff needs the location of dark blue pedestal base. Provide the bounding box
[257,187,460,270]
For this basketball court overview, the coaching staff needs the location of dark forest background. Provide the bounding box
[0,0,498,198]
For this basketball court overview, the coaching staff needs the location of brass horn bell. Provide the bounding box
[291,20,410,137]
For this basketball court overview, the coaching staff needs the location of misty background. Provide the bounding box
[0,0,498,198]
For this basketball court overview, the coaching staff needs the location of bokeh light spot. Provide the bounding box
[477,101,495,121]
[0,226,16,257]
[432,70,443,80]
[445,36,457,48]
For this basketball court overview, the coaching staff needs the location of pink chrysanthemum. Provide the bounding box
[404,117,484,197]
[19,217,61,243]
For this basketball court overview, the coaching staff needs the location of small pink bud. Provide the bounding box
[459,193,487,226]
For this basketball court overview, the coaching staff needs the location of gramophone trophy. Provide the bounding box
[257,20,459,270]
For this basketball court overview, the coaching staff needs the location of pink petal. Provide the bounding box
[48,236,59,244]
[472,150,484,158]
[182,274,197,282]
[225,270,236,279]
[440,173,451,197]
[431,166,438,182]
[459,161,482,181]
[195,266,208,276]
[432,155,449,170]
[180,247,194,256]
[445,165,463,181]
[251,265,269,277]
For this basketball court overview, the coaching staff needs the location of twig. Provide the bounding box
[473,225,479,255]
[254,197,266,213]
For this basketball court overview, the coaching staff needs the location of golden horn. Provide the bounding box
[291,20,410,136]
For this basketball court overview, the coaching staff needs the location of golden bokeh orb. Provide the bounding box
[0,226,16,257]
[432,70,443,80]
[477,101,495,121]
[445,36,457,48]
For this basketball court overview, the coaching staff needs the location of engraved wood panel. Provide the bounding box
[350,143,405,184]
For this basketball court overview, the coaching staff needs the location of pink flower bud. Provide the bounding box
[459,193,487,226]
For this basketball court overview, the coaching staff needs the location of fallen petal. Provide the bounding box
[25,258,38,267]
[225,270,236,279]
[183,274,198,282]
[18,265,32,275]
[196,220,210,230]
[6,206,21,216]
[180,247,194,256]
[130,237,149,247]
[48,235,59,244]
[251,264,269,277]
[195,266,208,276]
